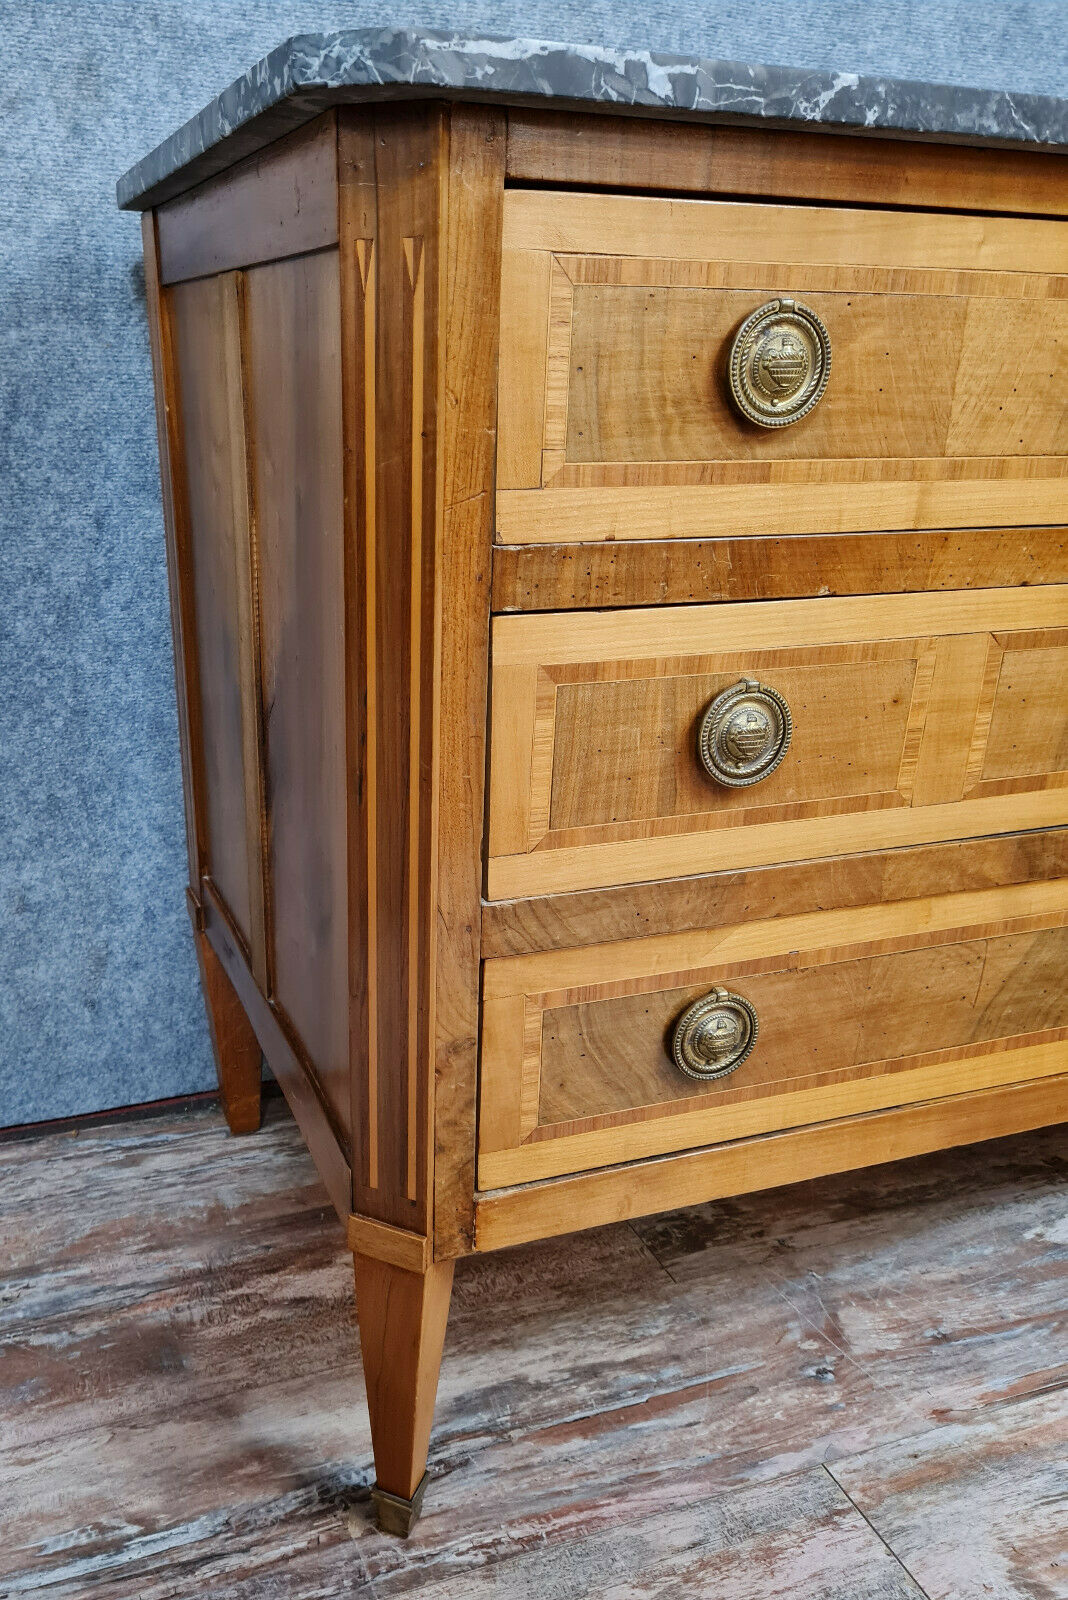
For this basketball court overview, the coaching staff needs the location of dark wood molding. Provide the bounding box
[492,528,1068,612]
[157,114,340,285]
[482,831,1068,958]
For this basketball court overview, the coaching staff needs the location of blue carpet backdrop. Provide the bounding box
[0,3,1062,1125]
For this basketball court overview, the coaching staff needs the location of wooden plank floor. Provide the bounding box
[2,1099,1064,1599]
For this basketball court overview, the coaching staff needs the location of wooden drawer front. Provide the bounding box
[478,881,1068,1186]
[487,588,1068,899]
[497,190,1068,543]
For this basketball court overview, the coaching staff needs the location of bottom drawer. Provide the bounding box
[478,882,1068,1188]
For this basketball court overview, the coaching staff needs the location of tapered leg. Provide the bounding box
[194,928,263,1134]
[353,1253,455,1535]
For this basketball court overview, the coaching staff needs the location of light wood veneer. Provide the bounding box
[488,588,1068,898]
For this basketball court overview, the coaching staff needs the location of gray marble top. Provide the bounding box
[117,27,1068,210]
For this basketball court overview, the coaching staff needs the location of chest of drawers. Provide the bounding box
[120,31,1068,1535]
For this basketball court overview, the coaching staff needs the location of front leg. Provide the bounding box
[353,1253,455,1535]
[194,927,263,1135]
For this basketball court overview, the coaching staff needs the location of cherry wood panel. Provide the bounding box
[547,650,918,832]
[157,114,340,285]
[245,250,350,1137]
[167,273,258,954]
[983,644,1068,780]
[491,528,1068,612]
[497,478,1068,546]
[505,110,1068,217]
[481,830,1068,958]
[201,881,353,1221]
[488,589,1068,899]
[473,1075,1068,1250]
[479,877,1068,1186]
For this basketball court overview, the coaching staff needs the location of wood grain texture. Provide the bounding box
[491,526,1068,612]
[353,1255,454,1503]
[562,279,1067,465]
[482,830,1068,958]
[538,926,1068,1120]
[193,926,263,1135]
[830,1389,1068,1600]
[337,104,504,1256]
[475,1075,1068,1250]
[484,879,1068,999]
[202,881,352,1221]
[157,114,340,285]
[546,648,919,830]
[503,190,1068,273]
[505,110,1068,217]
[246,249,350,1137]
[488,590,1068,899]
[492,587,1068,668]
[339,105,443,1237]
[168,272,259,955]
[479,880,1068,1185]
[496,476,1068,544]
[4,1100,1063,1595]
[140,214,202,891]
[347,1215,431,1273]
[428,108,507,1258]
[496,189,1068,540]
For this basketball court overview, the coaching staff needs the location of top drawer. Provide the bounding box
[497,191,1068,543]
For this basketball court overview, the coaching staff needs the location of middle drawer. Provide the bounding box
[487,587,1068,899]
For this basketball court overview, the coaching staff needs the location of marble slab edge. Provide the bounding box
[117,27,1068,211]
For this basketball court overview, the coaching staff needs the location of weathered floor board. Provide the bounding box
[830,1388,1068,1600]
[0,1100,1064,1597]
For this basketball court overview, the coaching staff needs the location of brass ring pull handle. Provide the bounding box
[671,987,759,1081]
[727,297,831,427]
[697,678,792,788]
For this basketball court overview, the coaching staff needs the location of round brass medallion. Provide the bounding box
[697,678,792,788]
[727,298,831,427]
[671,987,759,1081]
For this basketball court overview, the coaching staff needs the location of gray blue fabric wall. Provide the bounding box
[1,2,1062,1125]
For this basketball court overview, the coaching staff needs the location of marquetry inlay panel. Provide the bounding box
[487,591,1068,899]
[478,883,1068,1187]
[496,191,1068,542]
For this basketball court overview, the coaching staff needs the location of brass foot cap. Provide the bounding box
[371,1473,429,1537]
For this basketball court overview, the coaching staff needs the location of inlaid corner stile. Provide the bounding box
[341,113,440,1234]
[340,105,506,1253]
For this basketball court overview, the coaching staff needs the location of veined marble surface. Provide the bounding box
[117,26,1068,208]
